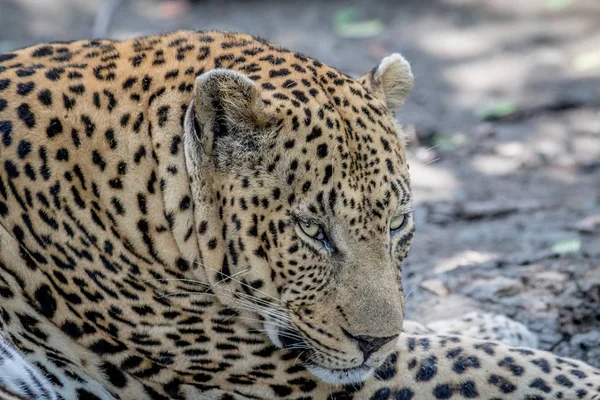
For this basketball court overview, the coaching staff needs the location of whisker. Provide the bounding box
[233,292,288,313]
[248,327,305,341]
[211,267,252,288]
[199,263,285,306]
[157,292,294,333]
[145,267,251,295]
[293,351,307,365]
[232,299,292,322]
[238,319,297,334]
[282,343,311,351]
[147,263,294,321]
[143,277,210,286]
[149,263,302,339]
[404,289,414,303]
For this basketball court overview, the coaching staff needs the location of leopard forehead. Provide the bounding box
[259,67,410,198]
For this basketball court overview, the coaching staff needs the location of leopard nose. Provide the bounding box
[343,330,399,360]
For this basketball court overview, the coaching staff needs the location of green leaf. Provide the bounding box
[432,135,457,152]
[333,8,356,25]
[552,238,581,254]
[476,100,518,121]
[545,0,575,9]
[333,8,384,39]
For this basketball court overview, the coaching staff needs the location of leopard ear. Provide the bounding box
[183,69,270,168]
[359,53,413,110]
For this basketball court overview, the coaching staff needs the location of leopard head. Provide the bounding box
[183,53,414,385]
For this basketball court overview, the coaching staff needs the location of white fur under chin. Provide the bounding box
[306,364,374,386]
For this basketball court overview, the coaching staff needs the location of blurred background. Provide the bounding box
[1,0,599,365]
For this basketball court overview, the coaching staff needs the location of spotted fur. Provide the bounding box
[0,30,599,399]
[403,312,539,348]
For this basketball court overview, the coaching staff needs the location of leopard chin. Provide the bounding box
[304,364,374,386]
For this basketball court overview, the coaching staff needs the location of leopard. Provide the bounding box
[0,30,598,400]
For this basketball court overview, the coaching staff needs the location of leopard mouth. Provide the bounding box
[274,327,375,385]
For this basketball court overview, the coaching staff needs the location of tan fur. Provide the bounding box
[359,53,414,110]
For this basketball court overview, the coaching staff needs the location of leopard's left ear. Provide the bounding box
[359,53,413,110]
[183,69,271,170]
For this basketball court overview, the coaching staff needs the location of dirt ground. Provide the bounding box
[1,0,599,366]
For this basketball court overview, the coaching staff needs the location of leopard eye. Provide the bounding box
[390,214,408,232]
[299,219,320,238]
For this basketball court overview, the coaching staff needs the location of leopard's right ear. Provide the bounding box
[183,69,271,170]
[358,53,413,110]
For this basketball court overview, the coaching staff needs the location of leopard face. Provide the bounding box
[182,53,415,385]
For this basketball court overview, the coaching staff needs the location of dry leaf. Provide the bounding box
[419,279,449,297]
[571,215,600,234]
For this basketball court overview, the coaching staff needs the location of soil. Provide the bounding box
[2,0,599,367]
